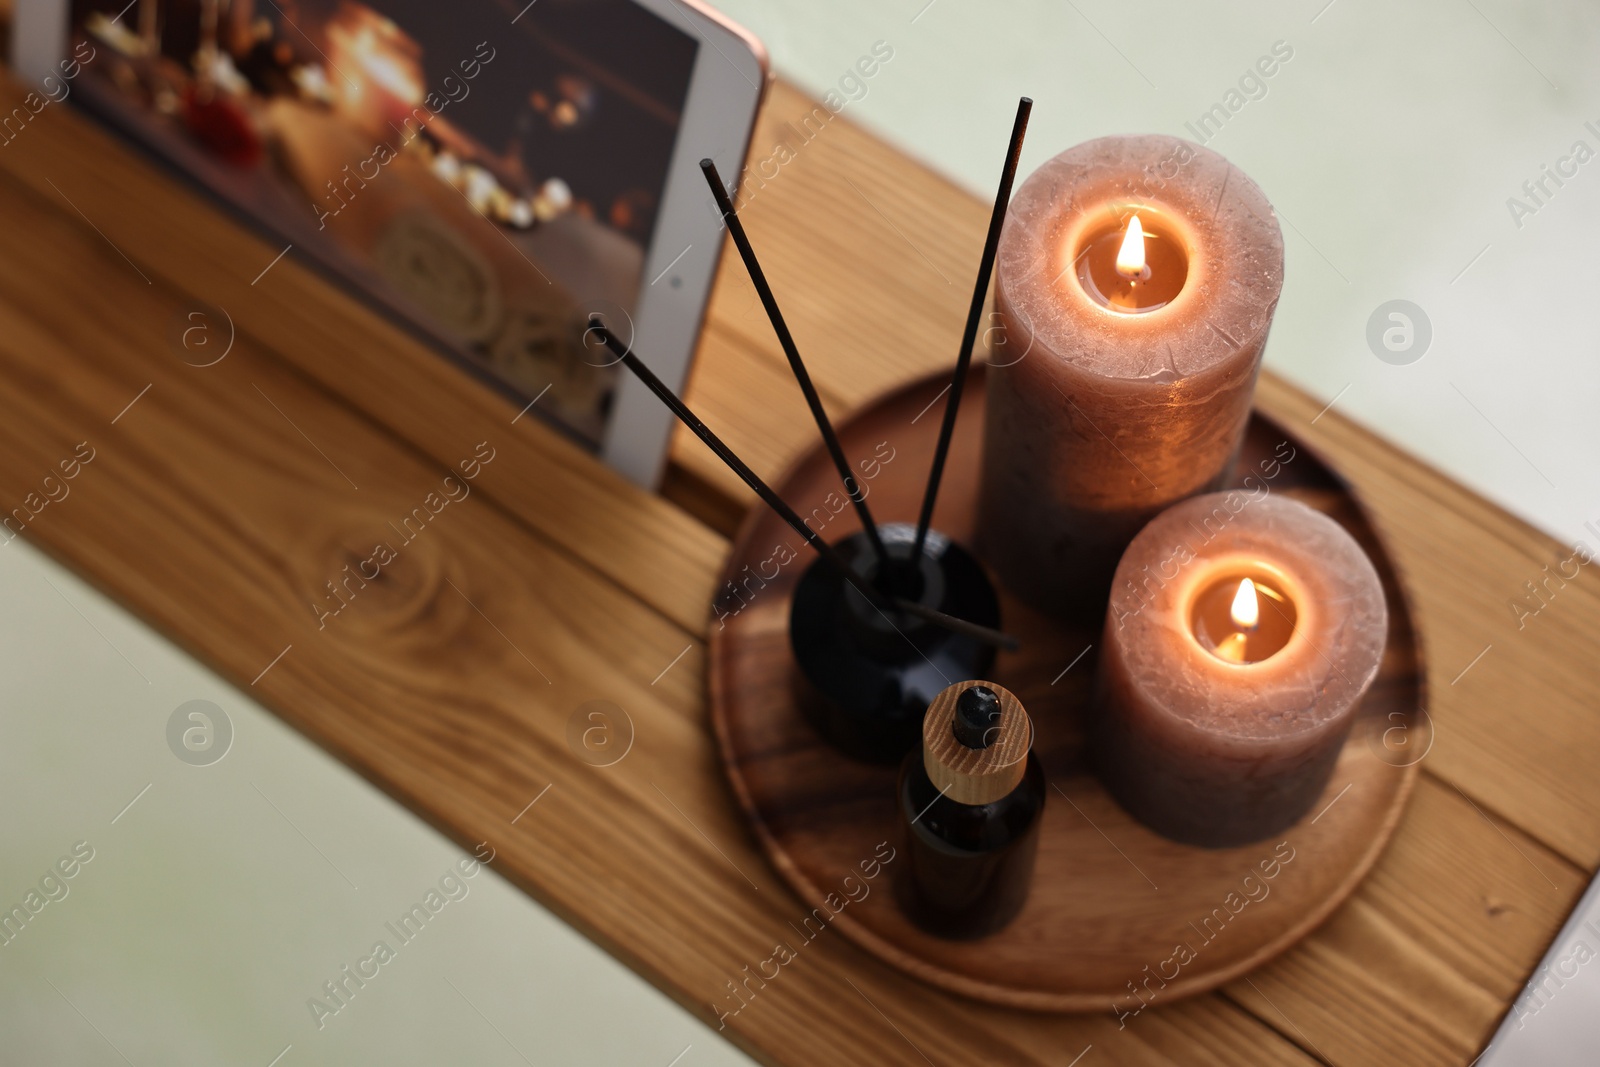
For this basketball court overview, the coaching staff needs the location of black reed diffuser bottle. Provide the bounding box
[790,524,1001,763]
[895,681,1045,939]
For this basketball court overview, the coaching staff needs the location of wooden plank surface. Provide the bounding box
[0,75,724,637]
[0,122,1317,1067]
[0,62,1594,1066]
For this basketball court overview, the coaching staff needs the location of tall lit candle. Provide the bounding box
[977,136,1284,619]
[1090,492,1387,847]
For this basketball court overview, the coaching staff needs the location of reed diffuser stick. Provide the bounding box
[587,317,1018,651]
[700,158,892,577]
[912,97,1032,562]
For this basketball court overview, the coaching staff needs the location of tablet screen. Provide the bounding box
[68,0,699,447]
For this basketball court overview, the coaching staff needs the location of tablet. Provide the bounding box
[11,0,766,487]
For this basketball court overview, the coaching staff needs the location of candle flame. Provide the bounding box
[1116,214,1147,277]
[1230,578,1260,630]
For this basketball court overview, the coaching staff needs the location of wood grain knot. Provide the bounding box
[304,519,448,635]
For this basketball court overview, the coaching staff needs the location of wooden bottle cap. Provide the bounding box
[923,680,1033,806]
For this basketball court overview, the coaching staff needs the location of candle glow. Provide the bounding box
[1191,570,1295,665]
[1072,208,1187,315]
[324,5,425,136]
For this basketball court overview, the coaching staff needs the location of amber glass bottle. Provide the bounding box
[895,681,1045,938]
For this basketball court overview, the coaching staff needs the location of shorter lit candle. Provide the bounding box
[1090,492,1388,847]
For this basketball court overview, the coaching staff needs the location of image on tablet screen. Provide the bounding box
[68,0,699,447]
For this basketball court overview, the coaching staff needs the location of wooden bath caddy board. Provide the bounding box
[707,366,1425,1012]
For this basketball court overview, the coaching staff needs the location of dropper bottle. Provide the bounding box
[895,680,1045,938]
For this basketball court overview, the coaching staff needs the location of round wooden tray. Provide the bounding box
[707,366,1425,1012]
